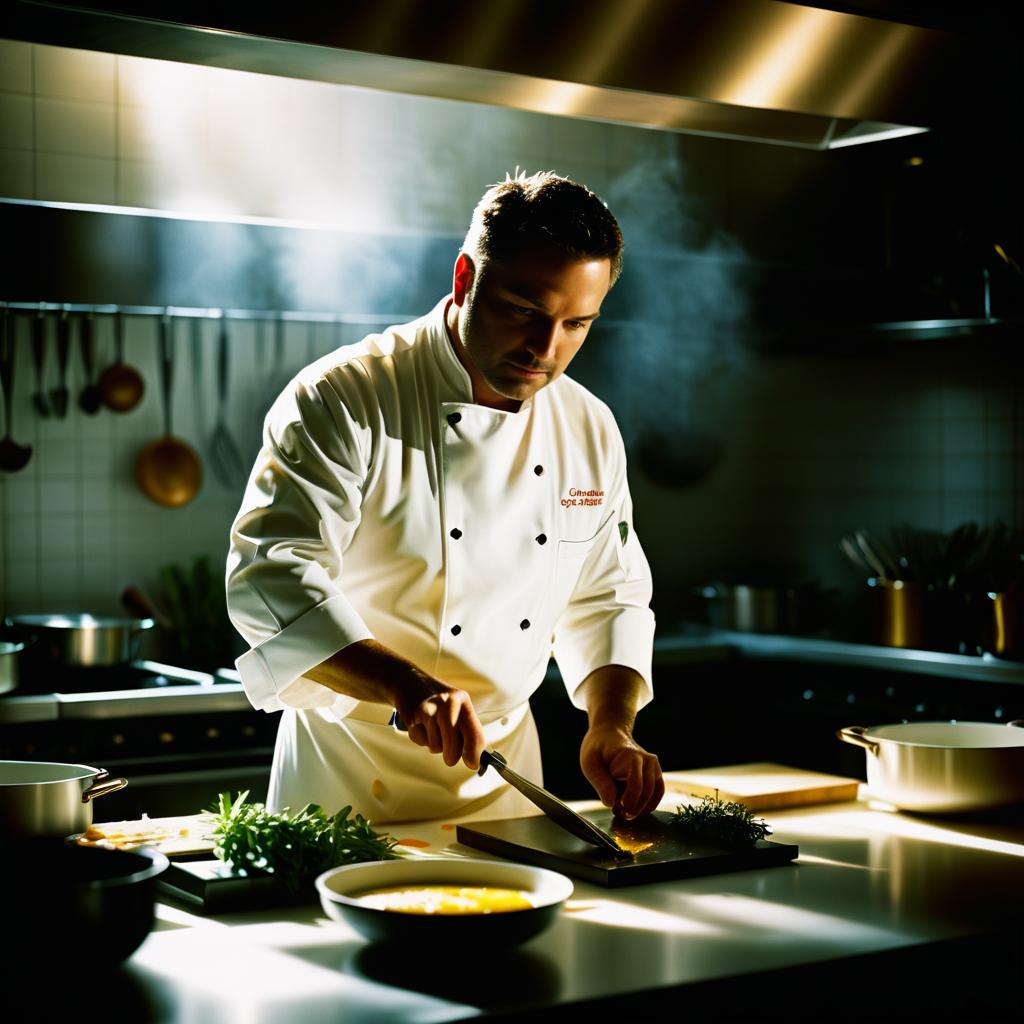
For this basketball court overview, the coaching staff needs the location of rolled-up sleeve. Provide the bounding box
[551,427,656,712]
[226,370,374,714]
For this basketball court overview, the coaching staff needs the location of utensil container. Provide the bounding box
[867,578,926,648]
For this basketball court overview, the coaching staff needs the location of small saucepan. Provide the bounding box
[838,720,1024,813]
[1,760,129,837]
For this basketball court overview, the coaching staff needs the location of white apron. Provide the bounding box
[227,296,655,823]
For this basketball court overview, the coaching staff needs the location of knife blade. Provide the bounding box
[479,750,630,859]
[389,712,629,859]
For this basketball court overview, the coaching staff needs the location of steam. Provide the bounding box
[592,145,751,485]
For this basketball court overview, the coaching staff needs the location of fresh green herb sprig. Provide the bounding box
[669,791,773,848]
[208,791,399,893]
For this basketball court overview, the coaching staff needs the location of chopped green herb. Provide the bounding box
[207,790,399,893]
[669,791,773,847]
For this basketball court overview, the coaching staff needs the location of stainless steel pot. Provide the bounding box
[838,721,1024,813]
[7,613,155,667]
[1,760,129,837]
[697,583,806,633]
[0,638,27,695]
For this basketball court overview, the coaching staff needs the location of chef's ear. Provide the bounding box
[452,252,476,307]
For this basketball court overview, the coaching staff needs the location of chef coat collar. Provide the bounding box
[428,295,537,415]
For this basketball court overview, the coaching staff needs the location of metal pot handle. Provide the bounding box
[836,726,879,755]
[82,774,129,803]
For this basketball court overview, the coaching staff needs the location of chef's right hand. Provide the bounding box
[393,682,485,771]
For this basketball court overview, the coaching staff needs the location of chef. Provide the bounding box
[226,170,664,825]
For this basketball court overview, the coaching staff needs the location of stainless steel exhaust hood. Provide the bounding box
[4,1,990,150]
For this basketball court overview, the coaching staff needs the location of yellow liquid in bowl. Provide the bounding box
[354,885,535,915]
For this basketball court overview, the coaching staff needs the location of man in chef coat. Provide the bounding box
[226,171,664,825]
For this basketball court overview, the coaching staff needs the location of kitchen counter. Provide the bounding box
[70,789,1023,1023]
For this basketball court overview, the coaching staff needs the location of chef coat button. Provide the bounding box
[450,528,462,539]
[535,533,547,545]
[520,619,530,630]
[534,464,544,475]
[447,412,462,426]
[451,624,462,636]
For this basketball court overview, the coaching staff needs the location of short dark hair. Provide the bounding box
[462,170,624,286]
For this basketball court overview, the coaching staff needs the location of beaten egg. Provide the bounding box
[354,885,535,915]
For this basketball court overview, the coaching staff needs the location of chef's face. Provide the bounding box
[448,242,611,411]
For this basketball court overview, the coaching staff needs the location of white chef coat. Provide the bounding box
[226,296,655,824]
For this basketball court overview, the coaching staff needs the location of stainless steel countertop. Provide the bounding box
[116,794,1024,1022]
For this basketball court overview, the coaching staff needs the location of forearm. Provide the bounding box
[305,639,437,708]
[576,664,649,733]
[307,639,485,770]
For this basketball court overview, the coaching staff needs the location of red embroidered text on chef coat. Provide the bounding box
[560,487,605,508]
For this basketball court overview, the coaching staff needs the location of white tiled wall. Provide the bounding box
[631,344,1023,617]
[1,39,1021,628]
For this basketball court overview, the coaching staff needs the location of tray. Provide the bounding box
[456,809,798,886]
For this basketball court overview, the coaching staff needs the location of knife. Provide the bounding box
[390,712,629,857]
[479,750,630,859]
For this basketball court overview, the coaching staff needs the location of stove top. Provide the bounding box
[3,660,239,697]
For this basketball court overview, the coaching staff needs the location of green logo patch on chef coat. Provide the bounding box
[618,521,629,545]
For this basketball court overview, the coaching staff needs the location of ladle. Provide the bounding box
[0,306,33,472]
[77,310,102,414]
[207,311,247,488]
[30,307,50,418]
[49,307,71,418]
[135,311,202,507]
[99,310,145,413]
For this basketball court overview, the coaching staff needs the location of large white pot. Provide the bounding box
[837,721,1024,813]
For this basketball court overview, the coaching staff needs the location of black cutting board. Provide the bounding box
[158,859,317,913]
[456,809,798,886]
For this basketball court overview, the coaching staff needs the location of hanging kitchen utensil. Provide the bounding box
[135,310,202,507]
[49,306,72,418]
[30,305,50,417]
[260,312,287,414]
[207,311,247,488]
[99,309,145,413]
[78,309,102,414]
[187,314,210,442]
[251,316,269,441]
[0,306,33,472]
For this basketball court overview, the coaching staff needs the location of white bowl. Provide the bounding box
[316,856,573,946]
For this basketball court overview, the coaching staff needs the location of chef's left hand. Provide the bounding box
[580,725,664,820]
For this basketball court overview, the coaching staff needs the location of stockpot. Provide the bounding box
[838,721,1024,813]
[6,613,155,668]
[0,637,28,695]
[1,760,128,837]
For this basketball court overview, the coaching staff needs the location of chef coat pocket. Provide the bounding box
[552,511,615,602]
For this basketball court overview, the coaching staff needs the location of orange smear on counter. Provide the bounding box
[395,838,430,848]
[440,823,455,831]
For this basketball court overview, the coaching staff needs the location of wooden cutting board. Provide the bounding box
[73,812,217,858]
[661,762,861,811]
[457,809,798,887]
